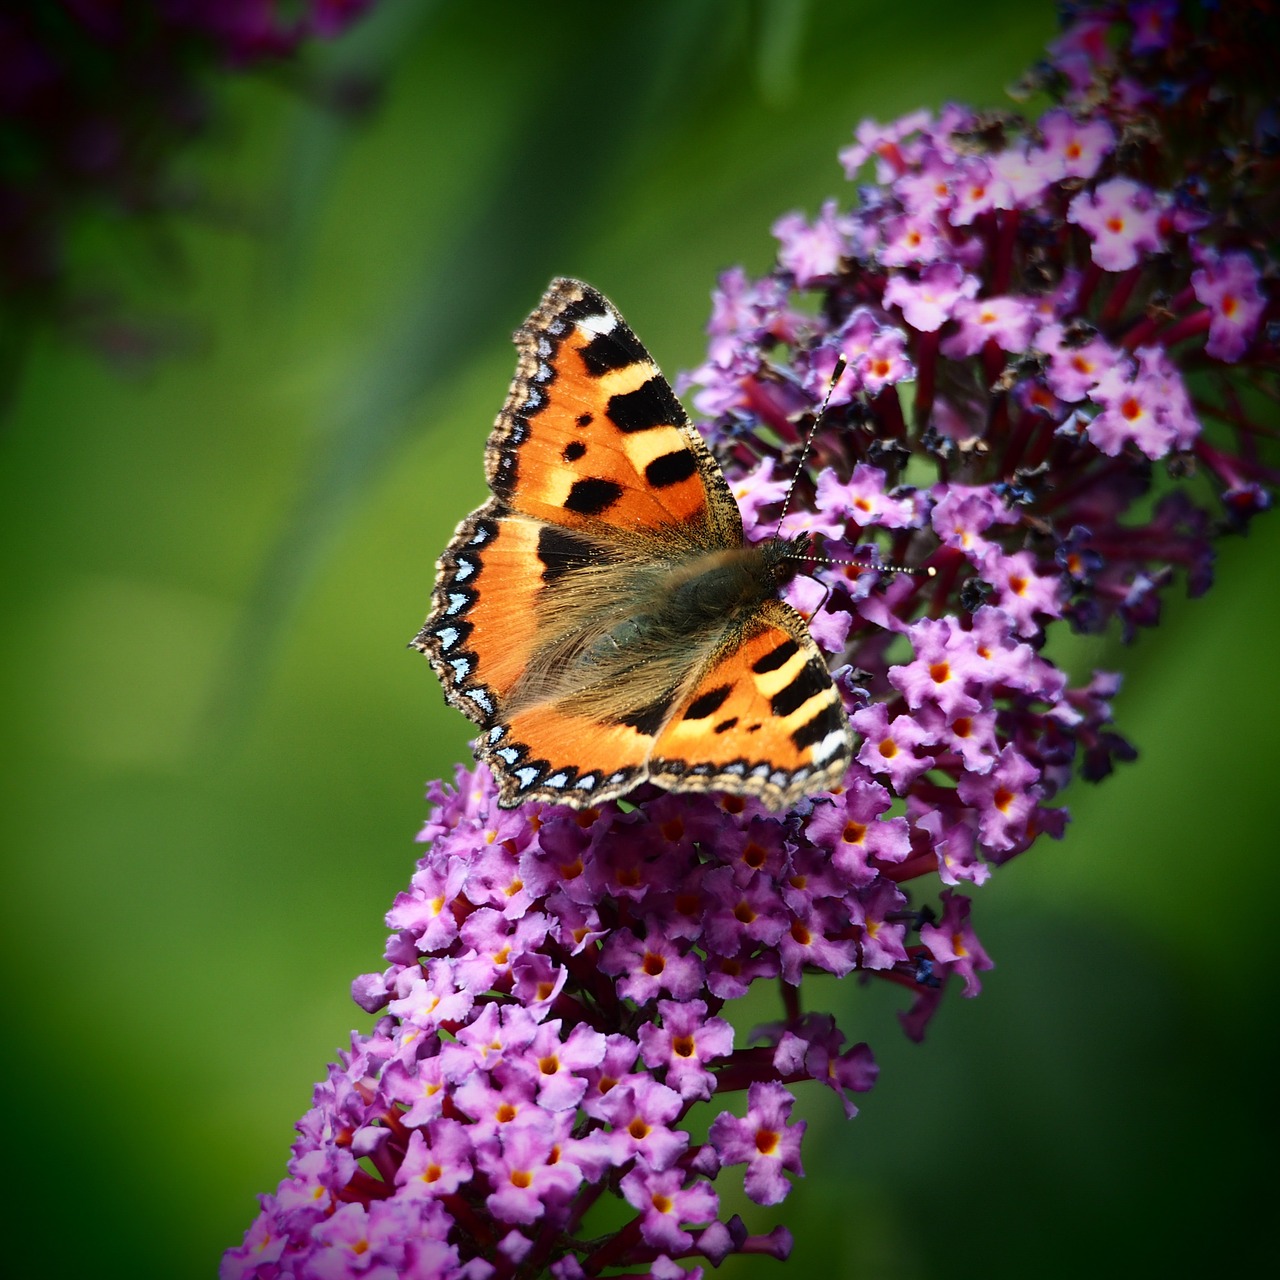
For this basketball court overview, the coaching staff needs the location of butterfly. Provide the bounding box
[412,278,854,811]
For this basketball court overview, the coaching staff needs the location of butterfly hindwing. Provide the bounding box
[648,599,853,809]
[415,278,854,811]
[423,510,544,729]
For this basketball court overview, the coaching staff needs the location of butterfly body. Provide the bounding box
[414,279,853,811]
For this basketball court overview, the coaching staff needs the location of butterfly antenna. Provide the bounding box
[807,549,937,577]
[773,354,936,580]
[773,355,846,534]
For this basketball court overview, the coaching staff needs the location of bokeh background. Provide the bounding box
[1,2,1273,1277]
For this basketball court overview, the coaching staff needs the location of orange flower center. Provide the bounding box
[755,1128,780,1156]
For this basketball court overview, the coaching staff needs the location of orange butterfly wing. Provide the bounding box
[647,599,853,808]
[414,279,852,810]
[487,278,741,543]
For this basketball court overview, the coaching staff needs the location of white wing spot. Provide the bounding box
[577,311,617,338]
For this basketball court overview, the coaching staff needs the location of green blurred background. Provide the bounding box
[0,2,1272,1276]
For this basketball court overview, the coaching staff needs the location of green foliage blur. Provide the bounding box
[0,2,1272,1276]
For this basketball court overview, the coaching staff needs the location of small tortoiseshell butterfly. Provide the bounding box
[413,278,853,811]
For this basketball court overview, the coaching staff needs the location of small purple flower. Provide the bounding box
[474,1112,591,1226]
[776,900,858,985]
[599,1078,688,1171]
[851,703,934,794]
[919,891,994,996]
[889,617,984,720]
[839,109,933,180]
[1129,0,1178,52]
[773,199,851,285]
[504,1019,608,1112]
[772,1014,879,1117]
[940,294,1038,358]
[883,261,980,332]
[806,776,911,885]
[850,879,911,970]
[601,922,707,1003]
[620,1165,719,1254]
[1191,249,1266,362]
[880,211,946,266]
[638,999,734,1102]
[708,1081,807,1206]
[783,575,852,654]
[987,147,1048,210]
[1086,348,1197,459]
[1038,108,1116,181]
[395,1121,474,1198]
[1037,322,1119,403]
[948,159,1000,226]
[956,746,1043,854]
[1067,177,1167,271]
[728,457,791,536]
[815,462,919,530]
[980,548,1064,637]
[386,963,473,1033]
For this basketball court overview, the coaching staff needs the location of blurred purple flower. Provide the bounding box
[0,1,375,372]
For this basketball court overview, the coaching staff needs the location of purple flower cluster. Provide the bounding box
[0,1,373,364]
[226,771,851,1278]
[226,3,1277,1276]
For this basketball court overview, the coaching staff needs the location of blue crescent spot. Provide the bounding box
[515,767,540,789]
[453,558,474,582]
[447,593,469,615]
[435,626,459,649]
[545,772,569,788]
[496,747,519,765]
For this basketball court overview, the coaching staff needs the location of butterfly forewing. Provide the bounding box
[490,279,742,547]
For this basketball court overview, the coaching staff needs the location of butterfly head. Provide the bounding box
[761,532,816,586]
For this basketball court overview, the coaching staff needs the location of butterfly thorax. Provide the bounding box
[508,534,810,720]
[649,537,801,634]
